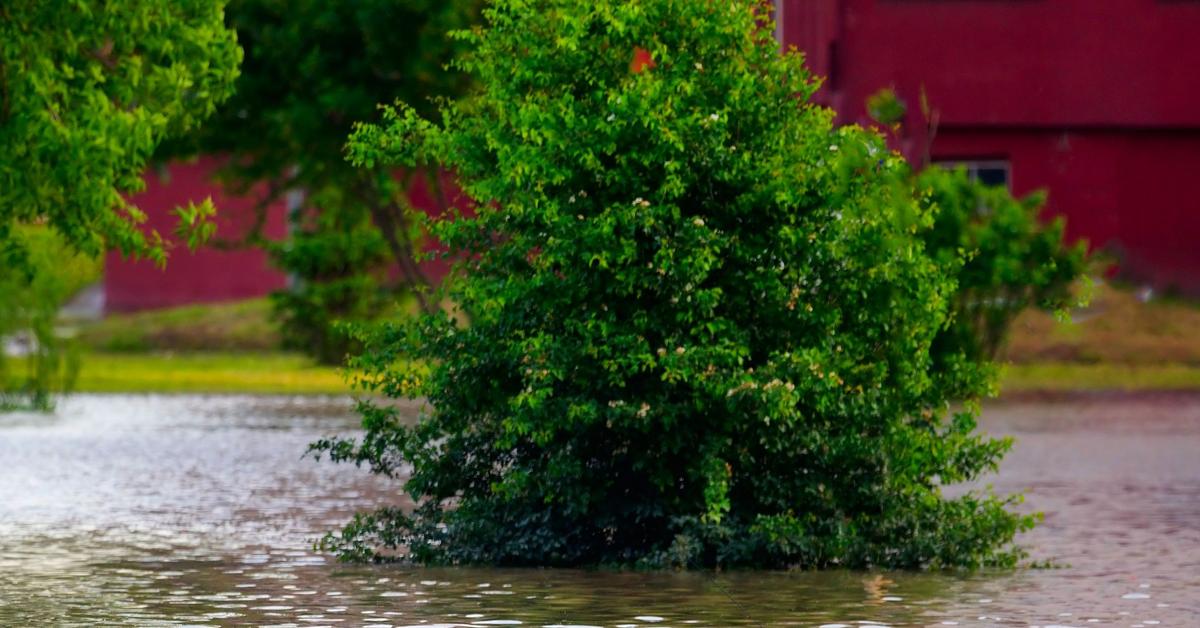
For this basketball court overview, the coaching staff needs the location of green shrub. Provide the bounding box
[269,217,394,364]
[918,166,1089,364]
[313,0,1037,569]
[860,87,1089,367]
[1,227,101,410]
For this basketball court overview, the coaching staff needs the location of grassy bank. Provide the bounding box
[1001,363,1200,393]
[996,283,1200,392]
[1004,282,1200,366]
[52,283,1200,395]
[69,352,348,394]
[57,353,1200,395]
[78,298,280,352]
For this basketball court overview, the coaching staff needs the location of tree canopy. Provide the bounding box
[0,1,241,268]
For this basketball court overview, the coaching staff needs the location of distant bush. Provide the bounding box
[310,0,1040,570]
[269,222,395,364]
[860,87,1089,368]
[918,167,1089,366]
[1,227,101,410]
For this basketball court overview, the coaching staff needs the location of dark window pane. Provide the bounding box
[975,165,1009,188]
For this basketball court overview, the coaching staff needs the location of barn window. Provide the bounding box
[936,159,1011,190]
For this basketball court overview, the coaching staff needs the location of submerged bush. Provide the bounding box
[313,0,1038,569]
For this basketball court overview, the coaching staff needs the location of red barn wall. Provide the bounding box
[781,0,1200,292]
[110,1,1200,308]
[105,159,462,312]
[105,157,288,312]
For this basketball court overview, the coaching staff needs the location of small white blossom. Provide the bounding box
[709,113,720,121]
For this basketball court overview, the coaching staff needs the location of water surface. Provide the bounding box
[1,393,1197,626]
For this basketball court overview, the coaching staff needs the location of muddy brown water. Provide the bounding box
[0,393,1197,626]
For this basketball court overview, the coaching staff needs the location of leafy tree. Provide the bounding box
[1,0,240,267]
[313,0,1037,568]
[170,0,481,364]
[1,1,240,407]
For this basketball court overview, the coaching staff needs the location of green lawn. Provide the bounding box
[8,350,1200,396]
[1000,362,1200,394]
[55,353,1200,396]
[77,298,280,352]
[70,352,348,394]
[46,286,1200,395]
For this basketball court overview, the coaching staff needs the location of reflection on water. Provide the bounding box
[1,393,1198,626]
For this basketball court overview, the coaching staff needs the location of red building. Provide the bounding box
[106,157,289,312]
[779,0,1200,292]
[106,159,457,312]
[108,1,1200,310]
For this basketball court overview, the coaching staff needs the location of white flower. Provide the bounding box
[709,113,720,121]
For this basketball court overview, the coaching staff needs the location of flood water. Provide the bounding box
[1,393,1197,626]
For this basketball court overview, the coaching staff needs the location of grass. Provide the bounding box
[1003,282,1200,366]
[77,298,280,352]
[995,282,1200,393]
[41,283,1200,395]
[33,352,1197,396]
[1000,363,1200,393]
[69,352,348,394]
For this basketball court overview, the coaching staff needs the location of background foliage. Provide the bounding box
[169,0,481,364]
[313,0,1046,569]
